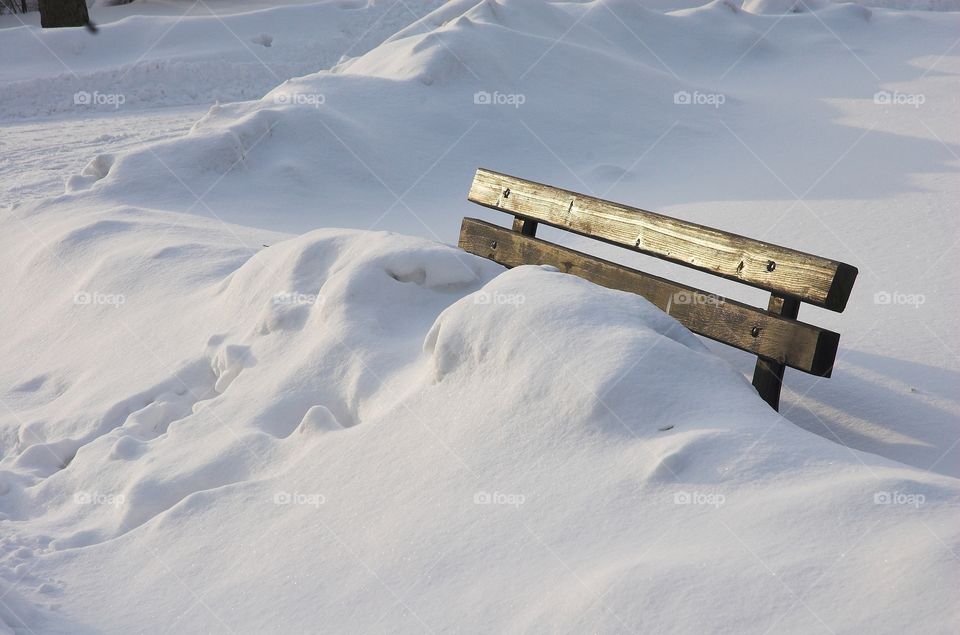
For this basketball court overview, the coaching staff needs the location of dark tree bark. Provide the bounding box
[38,0,91,28]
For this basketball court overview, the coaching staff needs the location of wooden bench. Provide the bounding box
[458,168,858,411]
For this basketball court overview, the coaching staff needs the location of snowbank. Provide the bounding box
[2,0,959,632]
[19,0,958,477]
[1,216,956,632]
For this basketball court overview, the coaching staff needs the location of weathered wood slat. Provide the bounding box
[460,218,840,376]
[468,169,858,312]
[752,294,803,409]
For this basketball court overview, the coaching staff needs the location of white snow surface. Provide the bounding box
[1,0,958,633]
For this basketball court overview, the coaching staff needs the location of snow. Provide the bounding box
[0,0,446,119]
[0,106,204,208]
[1,0,958,632]
[4,225,958,632]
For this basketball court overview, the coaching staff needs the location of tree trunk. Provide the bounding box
[38,0,90,28]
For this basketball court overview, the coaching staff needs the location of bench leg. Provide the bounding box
[512,216,538,236]
[752,294,800,411]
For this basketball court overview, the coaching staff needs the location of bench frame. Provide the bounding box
[459,168,858,411]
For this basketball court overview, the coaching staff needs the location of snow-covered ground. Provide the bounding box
[1,0,958,633]
[0,106,203,208]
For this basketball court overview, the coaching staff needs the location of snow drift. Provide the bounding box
[1,211,957,633]
[1,0,958,632]
[15,0,958,476]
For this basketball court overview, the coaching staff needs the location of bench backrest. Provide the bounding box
[459,168,858,411]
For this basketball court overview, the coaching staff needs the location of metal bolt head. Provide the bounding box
[490,240,498,249]
[766,260,776,272]
[503,188,511,199]
[751,326,761,337]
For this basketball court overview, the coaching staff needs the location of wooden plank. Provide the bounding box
[459,218,840,376]
[752,294,802,410]
[468,168,858,312]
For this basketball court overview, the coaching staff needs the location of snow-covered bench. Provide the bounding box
[459,168,858,411]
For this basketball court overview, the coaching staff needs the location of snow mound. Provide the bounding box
[0,220,957,632]
[37,0,954,482]
[50,0,957,239]
[2,0,959,631]
[52,0,757,231]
